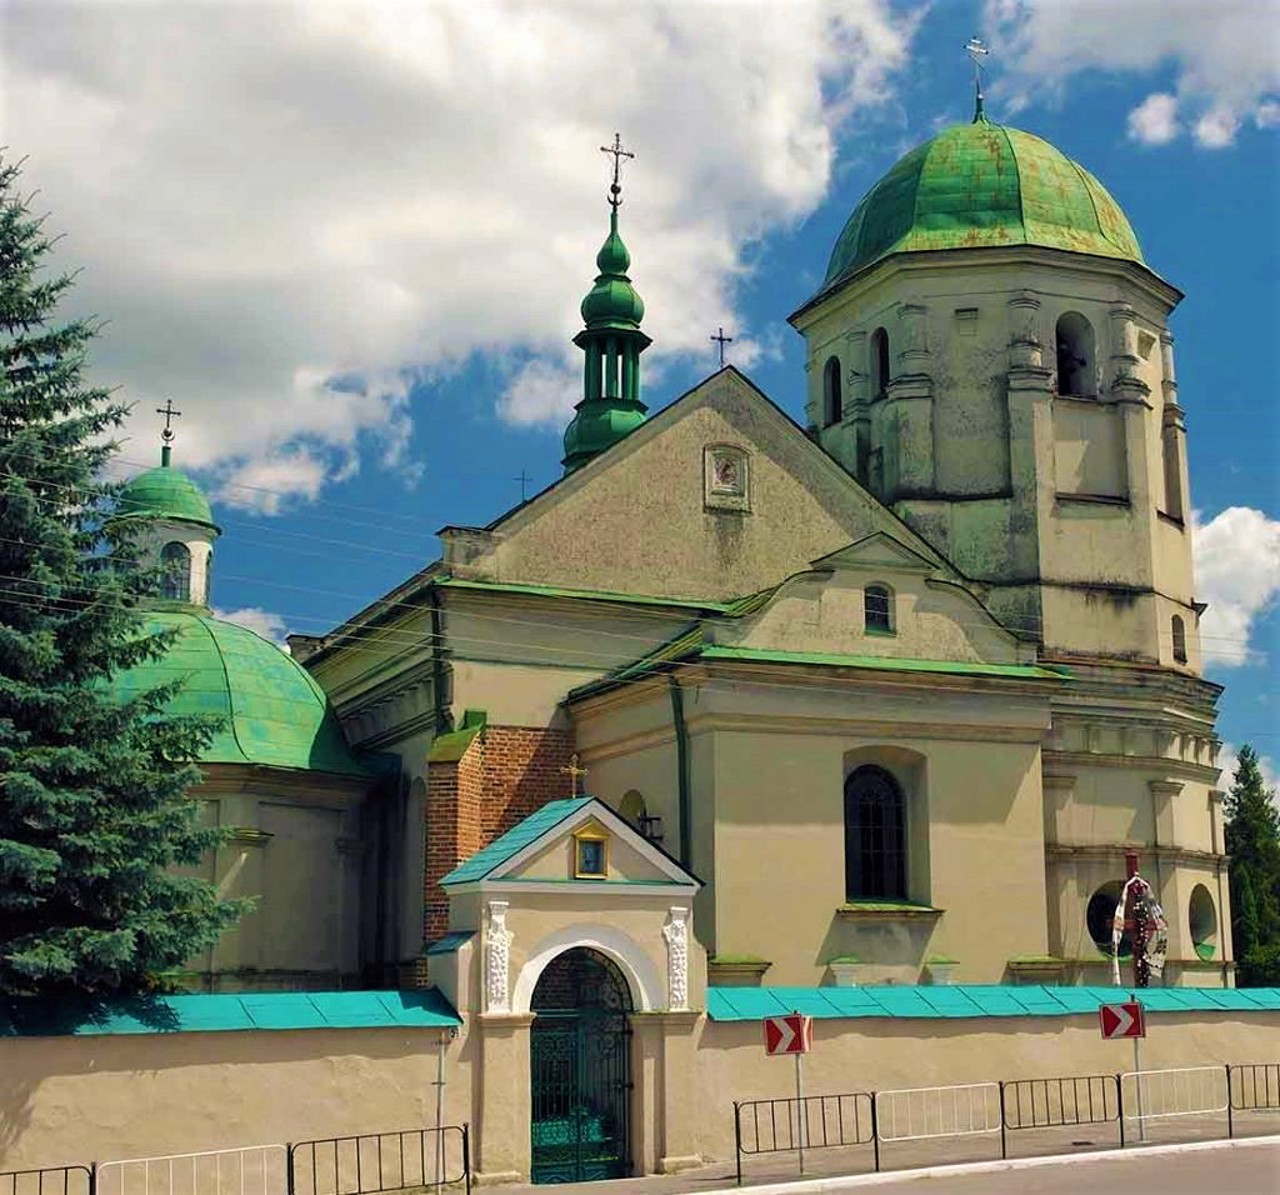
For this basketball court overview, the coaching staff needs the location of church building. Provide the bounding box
[107,104,1237,1185]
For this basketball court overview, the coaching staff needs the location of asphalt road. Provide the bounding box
[863,1140,1279,1194]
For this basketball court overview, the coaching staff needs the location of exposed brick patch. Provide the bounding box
[422,724,575,943]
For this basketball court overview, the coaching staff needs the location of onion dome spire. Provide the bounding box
[562,134,651,475]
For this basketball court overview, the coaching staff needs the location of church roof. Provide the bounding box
[116,460,219,532]
[440,798,590,885]
[815,118,1144,300]
[110,611,368,776]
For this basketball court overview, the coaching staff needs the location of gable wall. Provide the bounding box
[474,375,917,602]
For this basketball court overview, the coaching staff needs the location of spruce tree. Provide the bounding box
[1224,744,1280,986]
[0,158,242,997]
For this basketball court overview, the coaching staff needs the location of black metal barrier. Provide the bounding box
[999,1073,1122,1155]
[732,1062,1280,1184]
[288,1126,470,1195]
[0,1170,93,1195]
[733,1092,876,1184]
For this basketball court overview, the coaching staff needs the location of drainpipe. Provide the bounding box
[668,676,692,870]
[1211,790,1229,986]
[428,584,451,734]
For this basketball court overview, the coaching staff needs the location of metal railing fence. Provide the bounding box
[731,1061,1280,1183]
[0,1168,93,1195]
[287,1126,469,1195]
[95,1147,288,1195]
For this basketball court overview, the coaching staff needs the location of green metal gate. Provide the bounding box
[530,948,633,1184]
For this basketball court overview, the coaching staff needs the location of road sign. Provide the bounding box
[763,1013,813,1056]
[1099,1001,1146,1040]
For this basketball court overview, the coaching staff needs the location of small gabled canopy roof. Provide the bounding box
[439,796,699,888]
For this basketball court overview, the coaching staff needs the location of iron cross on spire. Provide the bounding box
[965,36,990,121]
[559,752,589,797]
[711,327,734,368]
[600,133,635,208]
[156,398,182,445]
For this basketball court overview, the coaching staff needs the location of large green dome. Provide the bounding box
[111,612,366,776]
[822,119,1144,293]
[117,462,219,532]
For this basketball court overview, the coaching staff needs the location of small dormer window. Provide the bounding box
[574,831,609,879]
[864,584,894,634]
[160,541,191,601]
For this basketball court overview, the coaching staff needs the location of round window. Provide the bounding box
[1189,884,1217,960]
[1086,882,1132,958]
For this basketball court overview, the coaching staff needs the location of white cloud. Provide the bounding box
[985,0,1280,148]
[1193,507,1280,667]
[212,606,289,648]
[1128,93,1181,146]
[7,0,920,500]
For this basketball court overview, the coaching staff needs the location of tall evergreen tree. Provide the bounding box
[1224,744,1280,987]
[0,158,242,997]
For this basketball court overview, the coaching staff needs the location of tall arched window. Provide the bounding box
[844,765,906,900]
[822,355,842,426]
[864,583,893,634]
[1055,312,1095,397]
[160,541,191,601]
[1171,615,1187,663]
[870,327,890,398]
[1162,423,1184,519]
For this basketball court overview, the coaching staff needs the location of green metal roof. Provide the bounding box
[440,798,590,885]
[699,646,1068,681]
[116,461,219,532]
[818,119,1144,297]
[706,985,1280,1022]
[110,612,368,775]
[0,989,460,1036]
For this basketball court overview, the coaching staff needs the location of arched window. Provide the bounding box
[844,765,906,900]
[1055,312,1095,397]
[864,584,893,634]
[1086,881,1132,958]
[1189,884,1217,960]
[822,356,842,426]
[160,541,191,601]
[1162,423,1184,519]
[1171,615,1187,663]
[870,327,890,398]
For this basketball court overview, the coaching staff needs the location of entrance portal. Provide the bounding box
[529,947,633,1184]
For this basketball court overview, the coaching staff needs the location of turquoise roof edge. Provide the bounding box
[440,797,590,886]
[705,985,1280,1022]
[0,989,461,1037]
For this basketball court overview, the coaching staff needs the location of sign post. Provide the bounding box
[763,1012,814,1175]
[1099,996,1147,1143]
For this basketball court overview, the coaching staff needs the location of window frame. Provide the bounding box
[843,765,907,901]
[573,830,610,880]
[160,540,192,602]
[863,583,894,636]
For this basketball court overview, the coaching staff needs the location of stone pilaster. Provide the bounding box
[474,1012,534,1183]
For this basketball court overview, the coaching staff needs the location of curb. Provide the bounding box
[711,1134,1280,1193]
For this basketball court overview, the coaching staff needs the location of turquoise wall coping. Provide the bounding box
[706,984,1280,1022]
[0,989,461,1037]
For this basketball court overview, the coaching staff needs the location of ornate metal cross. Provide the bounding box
[600,133,635,208]
[965,36,990,119]
[711,327,734,368]
[559,752,589,797]
[156,398,182,445]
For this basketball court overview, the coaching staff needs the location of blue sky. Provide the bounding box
[8,0,1277,777]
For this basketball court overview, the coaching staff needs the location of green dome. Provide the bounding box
[580,219,645,329]
[117,462,218,532]
[110,612,367,776]
[822,120,1144,292]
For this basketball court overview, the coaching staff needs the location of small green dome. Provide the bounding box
[822,120,1144,292]
[561,400,647,472]
[117,462,218,532]
[580,219,645,329]
[110,612,366,776]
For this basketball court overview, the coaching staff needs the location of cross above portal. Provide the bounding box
[600,133,635,208]
[711,327,734,368]
[156,398,182,445]
[559,752,589,797]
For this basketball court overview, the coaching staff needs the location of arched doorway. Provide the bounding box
[529,947,633,1184]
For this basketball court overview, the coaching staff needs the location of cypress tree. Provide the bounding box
[1224,744,1280,986]
[0,158,242,997]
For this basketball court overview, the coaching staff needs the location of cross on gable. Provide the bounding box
[559,752,589,797]
[711,326,734,368]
